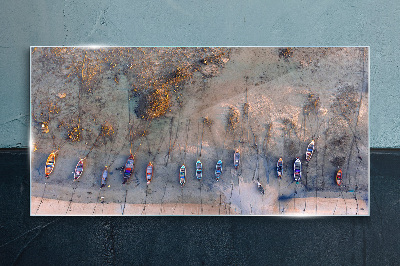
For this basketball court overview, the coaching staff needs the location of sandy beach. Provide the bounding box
[30,47,369,216]
[31,195,367,216]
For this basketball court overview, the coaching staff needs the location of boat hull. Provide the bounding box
[74,159,84,180]
[234,150,240,169]
[306,140,315,162]
[277,158,283,178]
[294,158,301,182]
[123,154,134,184]
[336,170,342,186]
[257,182,265,195]
[45,152,56,178]
[215,160,222,180]
[196,161,202,180]
[180,165,186,185]
[146,162,153,184]
[101,167,108,188]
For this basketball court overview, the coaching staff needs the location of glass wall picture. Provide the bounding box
[30,47,369,216]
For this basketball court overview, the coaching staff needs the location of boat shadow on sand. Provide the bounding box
[277,185,307,201]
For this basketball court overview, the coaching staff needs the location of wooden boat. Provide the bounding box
[336,169,342,186]
[306,140,315,162]
[180,165,186,186]
[196,160,202,180]
[146,162,153,184]
[257,182,265,195]
[123,154,134,184]
[215,160,222,181]
[101,166,108,188]
[73,159,84,180]
[45,152,56,178]
[294,157,301,183]
[234,149,240,169]
[277,158,283,178]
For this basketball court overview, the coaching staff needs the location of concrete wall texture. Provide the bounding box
[1,0,399,148]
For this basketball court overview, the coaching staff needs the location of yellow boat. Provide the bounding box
[45,152,56,178]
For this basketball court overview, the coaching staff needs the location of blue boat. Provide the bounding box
[180,165,186,186]
[215,160,222,181]
[234,149,240,169]
[123,154,134,184]
[294,158,301,183]
[196,160,202,180]
[277,157,283,178]
[101,166,108,188]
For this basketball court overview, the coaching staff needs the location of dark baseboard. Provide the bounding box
[0,149,398,264]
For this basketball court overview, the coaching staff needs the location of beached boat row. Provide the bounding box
[44,140,343,188]
[44,152,230,187]
[283,140,340,185]
[256,140,342,194]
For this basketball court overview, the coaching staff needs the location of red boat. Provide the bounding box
[336,169,342,186]
[146,162,153,184]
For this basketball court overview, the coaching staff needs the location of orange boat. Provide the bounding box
[336,169,342,186]
[146,162,153,184]
[45,152,56,178]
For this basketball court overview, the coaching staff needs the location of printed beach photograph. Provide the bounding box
[30,47,369,216]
